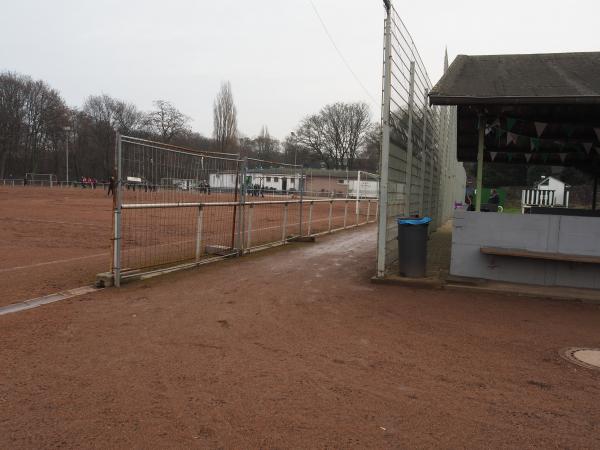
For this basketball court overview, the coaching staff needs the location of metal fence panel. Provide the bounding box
[111,136,379,285]
[377,3,466,277]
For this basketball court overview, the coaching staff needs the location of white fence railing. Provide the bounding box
[521,189,569,212]
[115,198,378,286]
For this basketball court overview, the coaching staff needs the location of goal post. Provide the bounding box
[25,173,57,187]
[350,170,380,214]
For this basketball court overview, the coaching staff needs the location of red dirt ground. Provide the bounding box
[1,226,599,448]
[0,186,113,305]
[1,186,370,306]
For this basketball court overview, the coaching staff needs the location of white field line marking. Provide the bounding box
[0,217,111,228]
[0,252,109,274]
[0,285,100,316]
[1,214,369,272]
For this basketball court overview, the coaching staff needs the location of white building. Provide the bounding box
[522,176,570,209]
[209,171,302,192]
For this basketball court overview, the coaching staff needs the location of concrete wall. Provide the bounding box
[451,211,600,289]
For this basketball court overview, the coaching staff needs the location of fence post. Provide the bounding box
[377,7,392,278]
[112,133,123,287]
[355,171,361,216]
[367,200,371,224]
[307,201,314,236]
[328,200,333,232]
[238,157,248,254]
[299,166,304,237]
[195,205,204,262]
[343,200,348,229]
[419,90,429,217]
[246,204,254,251]
[282,202,288,242]
[403,61,416,217]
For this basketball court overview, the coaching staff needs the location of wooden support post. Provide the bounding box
[593,174,598,211]
[328,200,333,232]
[476,115,485,212]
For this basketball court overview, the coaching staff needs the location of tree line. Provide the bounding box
[0,71,379,181]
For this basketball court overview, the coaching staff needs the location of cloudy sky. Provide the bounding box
[1,0,598,139]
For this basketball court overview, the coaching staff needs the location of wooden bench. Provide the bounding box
[480,247,600,265]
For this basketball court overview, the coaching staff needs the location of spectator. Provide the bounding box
[107,176,115,197]
[488,189,500,205]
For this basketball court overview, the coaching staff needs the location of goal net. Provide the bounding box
[348,171,380,199]
[25,173,57,187]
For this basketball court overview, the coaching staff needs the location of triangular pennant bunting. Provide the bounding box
[530,137,540,151]
[564,124,575,137]
[507,132,518,145]
[559,153,568,163]
[583,142,593,154]
[507,118,517,131]
[489,152,498,162]
[507,153,513,162]
[525,153,532,162]
[535,122,547,137]
[542,153,549,163]
[594,128,600,142]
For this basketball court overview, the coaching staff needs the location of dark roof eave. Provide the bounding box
[429,95,600,106]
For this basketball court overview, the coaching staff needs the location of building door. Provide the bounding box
[281,177,287,192]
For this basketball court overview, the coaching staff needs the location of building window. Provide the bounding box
[274,177,279,182]
[266,177,271,182]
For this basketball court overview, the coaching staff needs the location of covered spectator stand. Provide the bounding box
[429,52,600,288]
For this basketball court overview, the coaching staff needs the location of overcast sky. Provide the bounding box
[1,0,598,140]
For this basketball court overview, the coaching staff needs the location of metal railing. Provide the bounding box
[115,197,378,285]
[111,135,379,286]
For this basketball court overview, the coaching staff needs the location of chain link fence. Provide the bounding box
[111,135,378,286]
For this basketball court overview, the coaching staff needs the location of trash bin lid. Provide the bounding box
[397,217,432,225]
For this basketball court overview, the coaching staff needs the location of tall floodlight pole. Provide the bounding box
[64,126,71,184]
[377,0,392,277]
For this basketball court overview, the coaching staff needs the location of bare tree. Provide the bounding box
[0,72,68,178]
[255,126,279,160]
[146,100,190,143]
[291,102,372,169]
[82,94,137,176]
[213,81,238,152]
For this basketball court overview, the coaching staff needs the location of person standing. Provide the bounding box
[488,189,500,205]
[107,176,115,197]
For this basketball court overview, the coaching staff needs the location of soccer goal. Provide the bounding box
[25,173,57,187]
[348,171,380,200]
[348,171,380,219]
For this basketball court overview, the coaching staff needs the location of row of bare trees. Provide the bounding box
[0,71,379,181]
[0,72,67,179]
